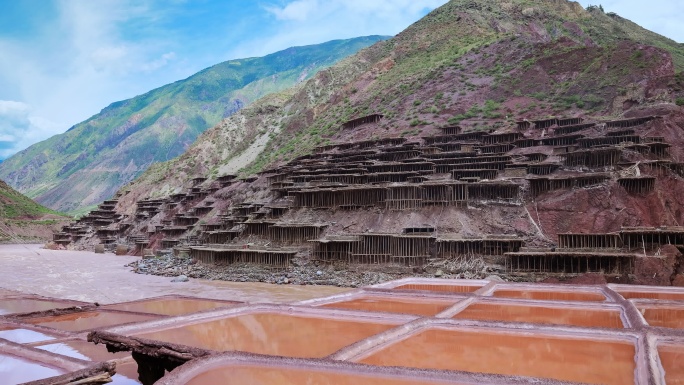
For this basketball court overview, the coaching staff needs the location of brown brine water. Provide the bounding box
[453,302,624,328]
[0,298,74,315]
[185,365,467,385]
[658,344,684,385]
[104,298,239,316]
[639,306,684,329]
[319,297,456,316]
[27,311,159,332]
[36,339,130,361]
[135,312,396,358]
[492,289,605,302]
[358,327,636,385]
[618,290,684,301]
[112,360,143,384]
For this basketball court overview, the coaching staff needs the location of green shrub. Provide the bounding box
[448,116,463,125]
[532,92,547,101]
[676,97,684,106]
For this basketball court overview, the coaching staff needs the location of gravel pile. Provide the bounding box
[127,253,499,287]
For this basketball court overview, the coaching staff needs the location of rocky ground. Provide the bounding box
[128,253,502,288]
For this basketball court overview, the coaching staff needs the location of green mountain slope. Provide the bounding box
[0,36,388,215]
[0,179,62,219]
[117,0,684,207]
[0,179,69,243]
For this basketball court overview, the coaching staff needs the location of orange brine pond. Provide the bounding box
[26,311,159,332]
[492,289,605,302]
[658,344,684,385]
[0,353,65,384]
[452,302,624,328]
[618,289,684,301]
[318,296,456,316]
[134,312,397,358]
[357,327,636,385]
[36,339,130,361]
[0,327,56,344]
[184,365,467,385]
[104,298,239,316]
[392,283,483,294]
[0,298,73,315]
[639,306,684,329]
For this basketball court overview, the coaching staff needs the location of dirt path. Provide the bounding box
[0,244,349,304]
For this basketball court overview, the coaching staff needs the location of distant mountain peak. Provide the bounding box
[0,36,388,215]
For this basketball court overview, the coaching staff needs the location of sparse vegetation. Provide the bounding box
[106,0,684,206]
[0,181,66,219]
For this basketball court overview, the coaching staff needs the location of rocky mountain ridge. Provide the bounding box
[0,36,388,215]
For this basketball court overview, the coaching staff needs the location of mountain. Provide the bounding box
[0,36,388,215]
[65,0,684,286]
[0,179,68,243]
[117,0,684,201]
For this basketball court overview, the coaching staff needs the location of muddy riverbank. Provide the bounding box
[0,244,349,304]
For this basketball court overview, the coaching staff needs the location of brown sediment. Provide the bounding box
[638,306,684,329]
[451,302,624,328]
[20,362,117,385]
[26,310,160,332]
[133,312,397,358]
[491,289,605,302]
[88,330,211,365]
[0,299,86,316]
[35,339,131,362]
[357,326,636,385]
[102,297,240,316]
[8,305,97,321]
[319,296,456,316]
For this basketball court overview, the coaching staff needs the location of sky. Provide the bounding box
[0,1,682,160]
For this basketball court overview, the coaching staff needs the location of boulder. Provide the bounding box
[171,275,189,282]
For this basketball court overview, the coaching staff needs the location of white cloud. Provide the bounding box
[234,0,447,59]
[264,0,445,21]
[265,0,319,21]
[0,0,183,159]
[0,100,30,116]
[90,45,129,72]
[0,100,62,159]
[140,52,177,72]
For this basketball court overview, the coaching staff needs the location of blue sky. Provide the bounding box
[0,1,682,159]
